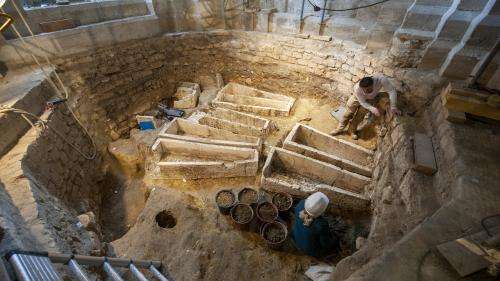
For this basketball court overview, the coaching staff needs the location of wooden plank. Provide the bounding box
[437,226,500,277]
[442,82,500,121]
[437,239,490,277]
[413,133,437,175]
[39,19,76,33]
[444,108,467,123]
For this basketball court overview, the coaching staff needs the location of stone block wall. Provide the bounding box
[51,30,413,146]
[22,105,103,214]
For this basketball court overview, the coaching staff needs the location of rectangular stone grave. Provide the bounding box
[212,82,295,116]
[283,123,373,177]
[192,108,271,137]
[261,147,370,211]
[150,138,258,179]
[159,118,262,151]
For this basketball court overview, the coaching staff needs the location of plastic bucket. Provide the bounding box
[230,203,254,231]
[256,202,279,224]
[261,221,288,250]
[272,192,293,213]
[215,189,236,215]
[237,188,259,206]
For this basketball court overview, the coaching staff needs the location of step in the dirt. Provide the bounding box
[261,147,370,211]
[283,123,373,177]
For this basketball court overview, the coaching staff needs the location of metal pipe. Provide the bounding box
[103,262,124,281]
[299,0,305,24]
[149,265,169,281]
[130,263,149,281]
[468,39,500,87]
[68,260,90,281]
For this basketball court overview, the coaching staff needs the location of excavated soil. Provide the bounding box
[257,202,278,222]
[232,204,253,223]
[238,188,258,205]
[215,190,235,207]
[263,223,287,243]
[272,193,293,211]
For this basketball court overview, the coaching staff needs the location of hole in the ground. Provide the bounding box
[155,210,176,229]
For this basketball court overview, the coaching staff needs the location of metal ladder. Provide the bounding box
[5,250,170,281]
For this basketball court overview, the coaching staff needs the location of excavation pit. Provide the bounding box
[155,210,176,229]
[1,13,497,280]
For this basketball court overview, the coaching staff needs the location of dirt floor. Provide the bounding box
[112,185,313,281]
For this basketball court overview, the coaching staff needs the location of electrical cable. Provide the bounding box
[307,0,392,12]
[481,214,500,237]
[0,106,95,160]
[2,2,97,160]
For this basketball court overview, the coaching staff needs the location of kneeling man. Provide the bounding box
[331,74,401,139]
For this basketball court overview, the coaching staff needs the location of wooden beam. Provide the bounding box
[441,82,500,121]
[437,226,500,277]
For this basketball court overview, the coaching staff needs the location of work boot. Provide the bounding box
[352,130,360,140]
[330,126,346,136]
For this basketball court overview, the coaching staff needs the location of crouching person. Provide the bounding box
[331,74,401,140]
[291,192,339,258]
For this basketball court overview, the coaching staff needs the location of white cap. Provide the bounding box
[304,192,329,218]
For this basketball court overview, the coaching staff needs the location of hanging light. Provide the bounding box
[0,0,14,32]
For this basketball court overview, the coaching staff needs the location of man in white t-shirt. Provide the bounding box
[330,74,401,139]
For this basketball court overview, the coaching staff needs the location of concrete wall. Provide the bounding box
[0,15,161,68]
[2,0,150,39]
[152,0,413,51]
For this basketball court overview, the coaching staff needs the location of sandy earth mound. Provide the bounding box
[112,186,313,281]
